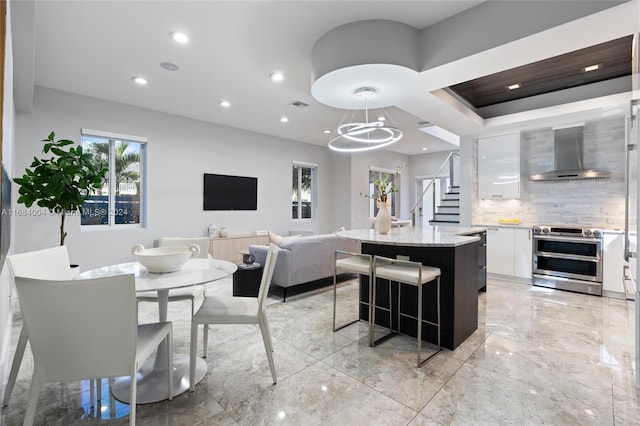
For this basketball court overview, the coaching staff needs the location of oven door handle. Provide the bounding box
[533,235,601,245]
[534,252,601,262]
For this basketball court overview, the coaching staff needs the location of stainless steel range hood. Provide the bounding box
[530,124,611,181]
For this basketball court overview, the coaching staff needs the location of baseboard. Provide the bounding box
[603,289,634,300]
[487,273,532,285]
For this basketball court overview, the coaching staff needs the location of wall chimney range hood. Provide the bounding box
[529,124,611,181]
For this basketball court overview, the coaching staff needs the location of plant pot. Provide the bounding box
[70,264,80,278]
[375,203,392,234]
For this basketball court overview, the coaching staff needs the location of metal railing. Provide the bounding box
[410,152,460,227]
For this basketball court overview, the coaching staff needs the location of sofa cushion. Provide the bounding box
[269,231,302,247]
[268,231,284,246]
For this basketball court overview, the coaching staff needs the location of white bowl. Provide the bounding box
[131,244,200,273]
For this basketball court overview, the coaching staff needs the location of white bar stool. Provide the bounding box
[371,255,442,367]
[333,251,373,332]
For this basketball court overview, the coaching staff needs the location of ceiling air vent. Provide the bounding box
[290,101,309,108]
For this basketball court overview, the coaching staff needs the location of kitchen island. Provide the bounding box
[337,226,485,350]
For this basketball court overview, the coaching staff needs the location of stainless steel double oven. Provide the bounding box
[532,225,603,296]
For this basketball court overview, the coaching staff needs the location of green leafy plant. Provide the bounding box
[13,131,108,245]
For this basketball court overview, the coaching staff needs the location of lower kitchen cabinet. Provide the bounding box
[603,232,625,295]
[514,228,533,278]
[486,227,532,280]
[487,228,514,276]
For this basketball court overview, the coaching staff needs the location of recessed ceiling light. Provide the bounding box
[170,31,189,44]
[280,116,289,123]
[323,129,331,134]
[132,76,148,85]
[270,72,284,82]
[219,100,231,108]
[506,83,521,91]
[583,63,602,72]
[160,62,180,71]
[377,116,386,121]
[421,147,428,151]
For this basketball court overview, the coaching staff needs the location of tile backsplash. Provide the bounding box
[473,117,626,229]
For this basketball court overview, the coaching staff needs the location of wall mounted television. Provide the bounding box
[203,173,258,211]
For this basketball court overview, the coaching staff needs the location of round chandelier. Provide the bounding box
[328,87,403,153]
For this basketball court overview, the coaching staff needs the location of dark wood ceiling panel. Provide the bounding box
[449,35,633,108]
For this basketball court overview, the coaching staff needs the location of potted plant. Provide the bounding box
[13,131,107,245]
[361,164,405,234]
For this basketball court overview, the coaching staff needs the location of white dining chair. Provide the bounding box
[3,246,73,407]
[136,236,210,355]
[189,243,279,390]
[13,274,173,426]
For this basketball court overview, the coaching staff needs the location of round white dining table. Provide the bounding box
[79,257,237,404]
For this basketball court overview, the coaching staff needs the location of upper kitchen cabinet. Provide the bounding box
[478,133,521,199]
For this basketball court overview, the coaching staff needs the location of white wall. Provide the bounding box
[14,87,352,271]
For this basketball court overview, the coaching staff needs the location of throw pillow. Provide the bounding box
[268,231,284,246]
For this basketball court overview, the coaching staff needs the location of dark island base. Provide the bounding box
[358,242,479,350]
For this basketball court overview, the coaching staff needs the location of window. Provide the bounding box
[80,129,146,227]
[369,168,400,217]
[292,162,317,220]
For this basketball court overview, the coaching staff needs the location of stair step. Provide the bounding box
[437,206,460,213]
[433,213,459,222]
[442,193,459,200]
[429,220,460,225]
[439,199,459,206]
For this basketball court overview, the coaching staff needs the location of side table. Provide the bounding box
[233,263,263,297]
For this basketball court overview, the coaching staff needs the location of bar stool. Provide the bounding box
[371,255,442,367]
[333,250,373,332]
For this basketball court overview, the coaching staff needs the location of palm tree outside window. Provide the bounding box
[292,162,316,220]
[80,129,146,227]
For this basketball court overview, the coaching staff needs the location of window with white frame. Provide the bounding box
[292,162,317,220]
[80,129,146,227]
[369,168,400,217]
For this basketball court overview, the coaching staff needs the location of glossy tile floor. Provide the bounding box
[1,277,639,425]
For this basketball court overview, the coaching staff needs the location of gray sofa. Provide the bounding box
[249,233,360,301]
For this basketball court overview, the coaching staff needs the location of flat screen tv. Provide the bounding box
[203,173,258,211]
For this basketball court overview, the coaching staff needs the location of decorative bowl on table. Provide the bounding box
[131,244,200,273]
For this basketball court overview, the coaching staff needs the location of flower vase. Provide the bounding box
[375,202,392,234]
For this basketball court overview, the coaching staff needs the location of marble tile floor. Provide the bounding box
[1,277,639,425]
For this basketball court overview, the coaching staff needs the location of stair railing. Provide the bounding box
[410,152,460,227]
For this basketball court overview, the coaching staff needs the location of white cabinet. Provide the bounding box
[209,234,269,264]
[486,227,532,279]
[603,232,625,295]
[478,133,521,199]
[487,228,514,276]
[513,228,533,279]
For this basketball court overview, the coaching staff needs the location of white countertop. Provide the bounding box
[337,226,485,247]
[473,223,625,233]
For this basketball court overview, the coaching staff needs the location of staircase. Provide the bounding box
[410,152,461,227]
[430,185,460,225]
